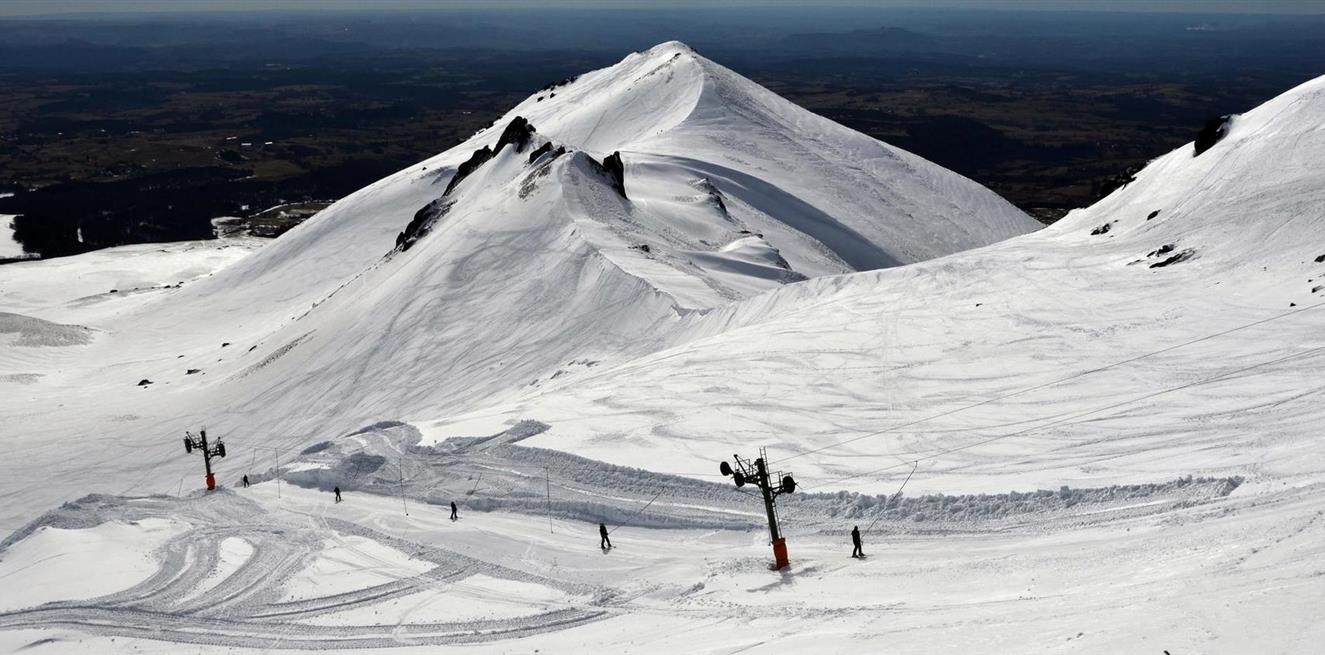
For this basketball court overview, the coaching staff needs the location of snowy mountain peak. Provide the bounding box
[643,39,696,56]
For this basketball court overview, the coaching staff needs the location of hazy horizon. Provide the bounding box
[3,0,1323,18]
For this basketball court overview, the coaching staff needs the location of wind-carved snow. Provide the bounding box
[2,45,1325,654]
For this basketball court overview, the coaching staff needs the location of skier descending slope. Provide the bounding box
[600,523,612,551]
[851,525,864,559]
[450,500,458,521]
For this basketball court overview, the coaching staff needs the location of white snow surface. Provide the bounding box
[0,215,29,260]
[1,44,1324,653]
[0,519,186,612]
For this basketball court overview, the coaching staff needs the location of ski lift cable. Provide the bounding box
[608,488,666,535]
[863,461,917,535]
[802,342,1325,491]
[456,473,485,510]
[772,299,1325,467]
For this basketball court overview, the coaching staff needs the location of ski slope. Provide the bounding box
[2,44,1324,653]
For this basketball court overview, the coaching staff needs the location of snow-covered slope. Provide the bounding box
[2,48,1324,655]
[0,41,1037,519]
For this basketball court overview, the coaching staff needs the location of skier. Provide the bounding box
[333,486,342,503]
[450,501,458,521]
[851,525,864,559]
[241,474,250,488]
[599,522,612,550]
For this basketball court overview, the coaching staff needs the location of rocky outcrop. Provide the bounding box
[396,198,454,251]
[528,141,566,164]
[1095,165,1140,200]
[443,146,494,197]
[495,116,536,153]
[397,118,546,253]
[1150,248,1196,268]
[538,75,578,92]
[601,151,627,197]
[1194,115,1234,156]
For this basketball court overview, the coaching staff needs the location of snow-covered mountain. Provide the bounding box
[0,41,1037,514]
[2,44,1323,654]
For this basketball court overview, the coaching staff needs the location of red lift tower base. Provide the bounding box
[772,538,789,570]
[206,473,216,491]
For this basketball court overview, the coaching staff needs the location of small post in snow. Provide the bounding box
[398,457,409,516]
[545,466,553,534]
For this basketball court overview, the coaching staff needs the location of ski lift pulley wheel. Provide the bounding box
[720,461,733,477]
[184,437,192,454]
[781,475,796,494]
[216,442,226,458]
[733,470,746,487]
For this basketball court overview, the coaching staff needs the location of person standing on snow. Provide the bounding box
[241,474,250,488]
[599,522,612,550]
[851,525,864,558]
[333,486,342,503]
[450,501,458,521]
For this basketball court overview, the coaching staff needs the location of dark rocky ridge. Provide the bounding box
[443,147,495,197]
[398,117,549,252]
[396,198,454,251]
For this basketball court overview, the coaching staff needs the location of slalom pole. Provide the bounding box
[545,467,553,534]
[399,456,409,516]
[864,461,918,535]
[608,488,665,535]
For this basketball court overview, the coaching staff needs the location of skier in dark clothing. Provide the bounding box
[241,475,250,488]
[851,525,864,558]
[333,486,342,503]
[450,501,458,521]
[599,522,612,550]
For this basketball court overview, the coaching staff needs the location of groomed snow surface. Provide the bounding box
[2,43,1324,653]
